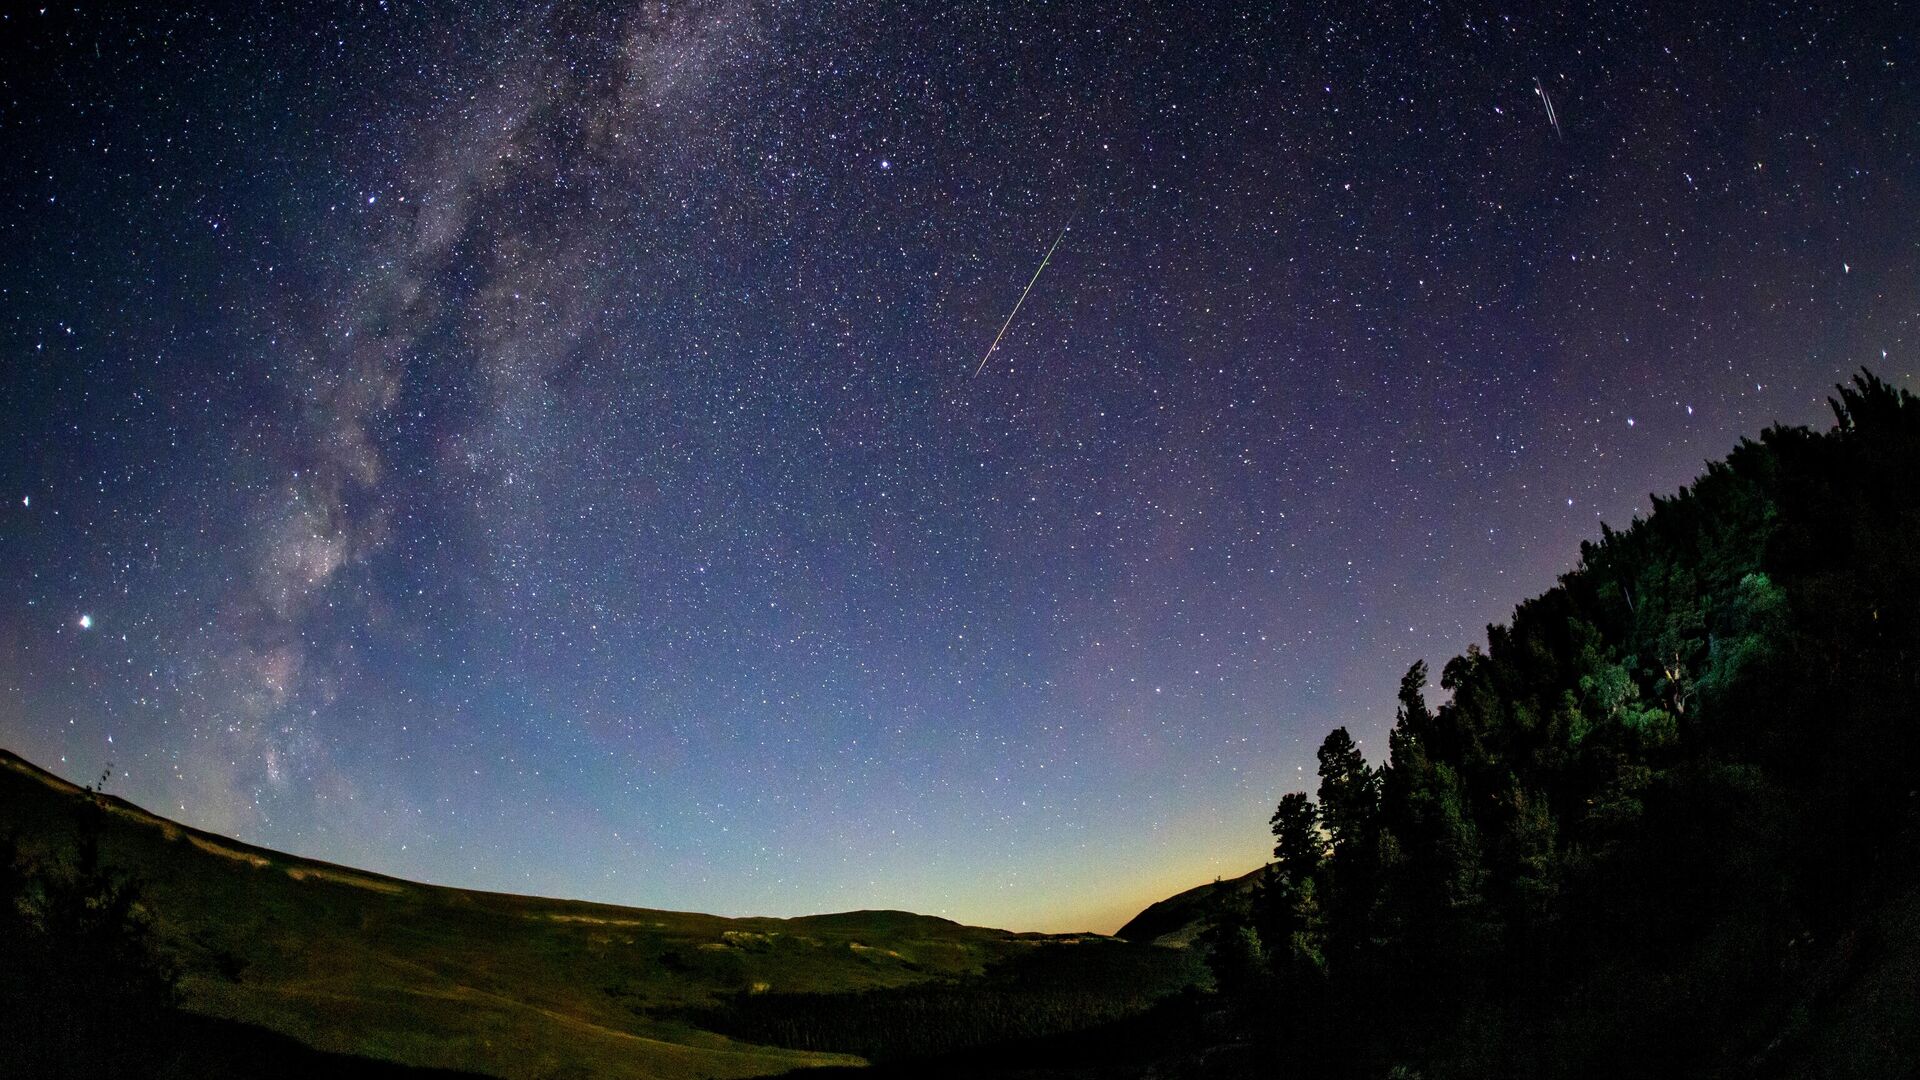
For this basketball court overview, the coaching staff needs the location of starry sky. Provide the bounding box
[2,2,1916,934]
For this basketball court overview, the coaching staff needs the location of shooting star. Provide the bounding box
[1534,76,1563,139]
[972,212,1075,378]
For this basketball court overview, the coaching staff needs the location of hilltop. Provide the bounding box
[1114,867,1264,948]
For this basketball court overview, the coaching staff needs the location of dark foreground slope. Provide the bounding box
[1158,372,1920,1079]
[0,751,1197,1080]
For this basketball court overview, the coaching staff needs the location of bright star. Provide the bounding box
[78,614,93,630]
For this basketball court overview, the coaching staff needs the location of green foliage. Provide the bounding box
[1219,372,1920,1078]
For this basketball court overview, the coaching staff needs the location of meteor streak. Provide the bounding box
[1535,76,1562,139]
[972,212,1074,378]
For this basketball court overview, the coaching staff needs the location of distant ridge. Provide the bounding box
[1116,865,1266,946]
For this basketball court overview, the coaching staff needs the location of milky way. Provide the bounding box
[2,3,1916,931]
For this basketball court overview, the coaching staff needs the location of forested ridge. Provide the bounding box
[1207,372,1920,1078]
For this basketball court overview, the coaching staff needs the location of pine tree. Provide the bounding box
[1316,727,1378,860]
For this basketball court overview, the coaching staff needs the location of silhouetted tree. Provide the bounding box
[1268,792,1324,883]
[1315,728,1378,860]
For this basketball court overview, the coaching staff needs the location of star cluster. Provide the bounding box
[2,2,1915,932]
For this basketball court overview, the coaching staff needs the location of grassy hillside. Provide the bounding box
[0,750,1195,1080]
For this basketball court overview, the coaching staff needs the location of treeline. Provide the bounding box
[1209,372,1920,1078]
[675,939,1203,1062]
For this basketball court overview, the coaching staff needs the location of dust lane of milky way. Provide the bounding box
[1,2,1915,933]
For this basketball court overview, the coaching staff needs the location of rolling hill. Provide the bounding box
[1113,867,1264,948]
[0,749,1199,1080]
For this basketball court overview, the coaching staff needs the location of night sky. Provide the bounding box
[2,2,1915,934]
